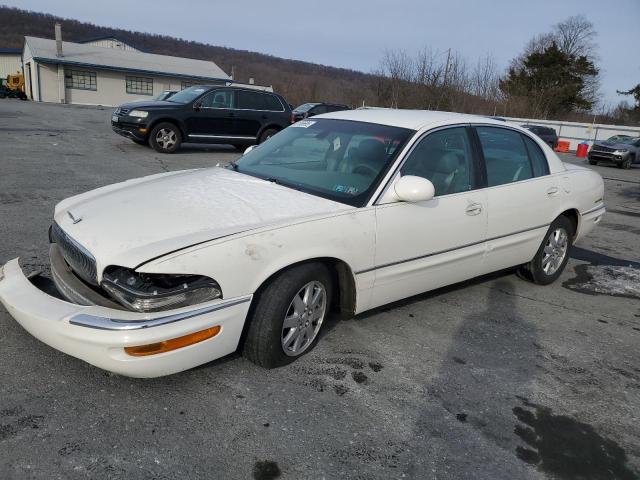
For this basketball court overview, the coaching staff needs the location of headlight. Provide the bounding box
[614,149,628,154]
[101,266,221,312]
[129,110,149,118]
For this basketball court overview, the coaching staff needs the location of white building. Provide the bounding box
[0,48,22,79]
[22,30,231,106]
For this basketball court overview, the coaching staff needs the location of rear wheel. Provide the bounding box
[258,128,279,144]
[242,263,332,368]
[149,122,181,153]
[518,216,573,285]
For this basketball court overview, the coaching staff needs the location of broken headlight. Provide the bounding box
[101,266,221,312]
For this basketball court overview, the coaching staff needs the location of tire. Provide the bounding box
[258,128,279,144]
[588,158,597,165]
[242,263,333,368]
[518,216,573,285]
[149,122,181,153]
[618,157,631,169]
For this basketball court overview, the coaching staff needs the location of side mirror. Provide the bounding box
[390,175,435,203]
[244,145,257,155]
[193,101,202,110]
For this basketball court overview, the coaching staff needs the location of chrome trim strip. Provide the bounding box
[188,134,256,140]
[355,223,549,275]
[581,204,606,216]
[69,295,252,331]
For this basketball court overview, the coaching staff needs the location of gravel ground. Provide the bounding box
[0,100,639,480]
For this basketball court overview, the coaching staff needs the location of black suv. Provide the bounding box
[111,85,292,153]
[521,125,558,149]
[291,103,350,122]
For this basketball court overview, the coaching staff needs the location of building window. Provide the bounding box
[64,70,97,90]
[181,81,194,90]
[126,76,153,95]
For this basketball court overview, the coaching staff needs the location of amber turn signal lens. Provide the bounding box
[138,127,148,133]
[124,326,221,357]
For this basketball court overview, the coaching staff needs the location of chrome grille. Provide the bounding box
[51,222,98,285]
[114,107,130,116]
[593,145,614,153]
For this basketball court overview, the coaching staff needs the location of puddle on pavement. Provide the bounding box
[253,460,281,480]
[513,398,637,479]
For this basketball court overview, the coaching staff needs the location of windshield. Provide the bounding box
[234,119,414,207]
[153,91,174,101]
[167,86,209,104]
[293,103,319,113]
[605,135,632,143]
[619,137,639,145]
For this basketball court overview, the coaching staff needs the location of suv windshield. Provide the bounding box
[167,86,210,104]
[293,103,319,113]
[234,119,414,207]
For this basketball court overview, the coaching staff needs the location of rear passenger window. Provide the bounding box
[522,135,550,176]
[400,127,474,197]
[264,94,283,111]
[477,127,532,187]
[237,90,268,110]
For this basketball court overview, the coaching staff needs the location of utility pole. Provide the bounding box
[442,48,451,87]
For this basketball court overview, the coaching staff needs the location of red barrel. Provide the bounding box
[576,143,589,158]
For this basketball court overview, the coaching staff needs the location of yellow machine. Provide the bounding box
[0,71,27,99]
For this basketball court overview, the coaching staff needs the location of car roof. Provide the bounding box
[319,108,508,131]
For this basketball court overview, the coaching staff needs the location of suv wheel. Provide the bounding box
[588,158,598,165]
[242,263,332,368]
[150,122,181,153]
[518,216,573,285]
[258,128,279,144]
[618,157,631,169]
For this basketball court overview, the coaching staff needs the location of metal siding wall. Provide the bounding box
[0,54,22,78]
[63,68,203,106]
[505,116,640,150]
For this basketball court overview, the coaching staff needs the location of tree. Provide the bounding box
[616,84,640,122]
[500,41,598,117]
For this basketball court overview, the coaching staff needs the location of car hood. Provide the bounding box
[53,167,351,277]
[117,100,178,110]
[593,141,633,150]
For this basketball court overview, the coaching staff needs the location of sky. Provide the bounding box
[4,0,639,108]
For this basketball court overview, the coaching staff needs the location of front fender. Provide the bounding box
[136,209,376,310]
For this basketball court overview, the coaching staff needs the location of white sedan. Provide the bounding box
[0,110,605,377]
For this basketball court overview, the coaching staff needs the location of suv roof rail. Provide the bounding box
[225,81,274,92]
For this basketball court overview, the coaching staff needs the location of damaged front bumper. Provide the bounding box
[0,259,252,377]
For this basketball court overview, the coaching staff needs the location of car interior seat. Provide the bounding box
[344,139,387,175]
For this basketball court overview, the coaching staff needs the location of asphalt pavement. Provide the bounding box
[0,100,639,480]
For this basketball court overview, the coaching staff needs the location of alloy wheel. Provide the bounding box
[281,281,327,356]
[541,228,569,275]
[156,128,177,150]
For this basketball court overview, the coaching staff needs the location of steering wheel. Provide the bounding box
[352,164,378,177]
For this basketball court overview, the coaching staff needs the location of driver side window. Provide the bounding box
[201,89,234,109]
[400,127,474,197]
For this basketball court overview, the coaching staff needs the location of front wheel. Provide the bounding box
[242,263,332,368]
[149,122,181,153]
[258,128,279,144]
[518,216,573,285]
[588,158,598,165]
[618,157,631,169]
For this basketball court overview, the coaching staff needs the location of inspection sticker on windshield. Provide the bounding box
[334,185,359,195]
[291,120,316,128]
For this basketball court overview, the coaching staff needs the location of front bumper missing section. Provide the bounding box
[0,259,252,377]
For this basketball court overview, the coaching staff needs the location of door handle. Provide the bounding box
[547,186,559,196]
[465,203,483,216]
